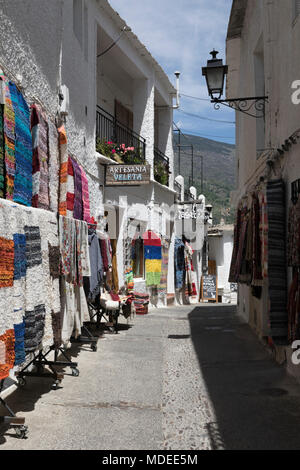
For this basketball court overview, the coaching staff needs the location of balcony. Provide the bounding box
[154,147,170,186]
[184,189,195,201]
[96,106,146,164]
[174,180,182,201]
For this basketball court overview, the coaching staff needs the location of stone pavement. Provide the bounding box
[2,304,300,450]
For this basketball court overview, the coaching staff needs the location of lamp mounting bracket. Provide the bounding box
[212,96,268,118]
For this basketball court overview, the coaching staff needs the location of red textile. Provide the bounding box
[142,230,161,246]
[66,156,74,213]
[0,329,15,380]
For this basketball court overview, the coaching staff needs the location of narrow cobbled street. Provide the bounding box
[2,305,300,450]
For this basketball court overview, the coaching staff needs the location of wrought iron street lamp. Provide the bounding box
[202,50,268,118]
[202,49,228,100]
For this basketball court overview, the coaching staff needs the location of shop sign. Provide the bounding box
[105,164,151,186]
[200,275,218,303]
[177,204,203,220]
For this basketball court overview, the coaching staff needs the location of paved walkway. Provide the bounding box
[2,304,300,449]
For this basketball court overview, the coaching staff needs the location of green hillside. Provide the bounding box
[173,133,236,225]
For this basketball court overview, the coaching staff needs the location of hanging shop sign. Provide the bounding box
[200,275,218,303]
[105,164,151,186]
[176,203,203,220]
[230,283,238,292]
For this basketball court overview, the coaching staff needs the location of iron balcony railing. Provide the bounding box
[184,189,195,201]
[174,180,182,201]
[154,147,170,186]
[96,105,146,161]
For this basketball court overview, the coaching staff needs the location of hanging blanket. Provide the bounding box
[58,125,68,216]
[287,198,300,267]
[0,199,61,372]
[81,167,91,223]
[0,81,5,198]
[59,216,90,344]
[258,190,268,278]
[48,120,59,213]
[143,230,162,287]
[110,239,119,293]
[0,329,15,380]
[66,156,75,218]
[184,242,197,297]
[31,104,50,210]
[228,208,242,283]
[39,210,61,349]
[3,79,15,200]
[72,157,83,220]
[158,238,169,300]
[251,193,263,285]
[0,237,14,288]
[86,230,103,302]
[9,82,32,206]
[174,237,185,289]
[24,223,46,353]
[125,266,134,292]
[267,179,288,345]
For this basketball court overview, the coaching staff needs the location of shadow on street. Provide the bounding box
[188,305,300,450]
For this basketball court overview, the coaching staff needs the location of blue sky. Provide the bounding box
[109,0,235,145]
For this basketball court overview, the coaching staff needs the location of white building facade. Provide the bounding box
[226,0,300,376]
[0,0,198,308]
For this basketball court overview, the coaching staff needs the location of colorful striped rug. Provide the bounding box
[158,238,169,300]
[267,179,288,345]
[9,82,32,206]
[72,157,83,220]
[58,125,68,216]
[143,230,162,287]
[0,84,5,198]
[3,79,15,200]
[81,167,91,223]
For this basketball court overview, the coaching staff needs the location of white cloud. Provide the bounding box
[108,0,235,144]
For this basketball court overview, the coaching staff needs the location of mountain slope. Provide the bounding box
[173,133,236,224]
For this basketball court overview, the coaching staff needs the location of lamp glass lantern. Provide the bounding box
[202,50,228,100]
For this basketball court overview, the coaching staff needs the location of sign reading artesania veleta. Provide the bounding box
[105,164,151,186]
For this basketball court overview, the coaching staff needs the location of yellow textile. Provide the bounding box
[145,259,162,273]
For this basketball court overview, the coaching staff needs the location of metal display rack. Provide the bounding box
[87,300,121,335]
[70,324,99,351]
[0,379,28,439]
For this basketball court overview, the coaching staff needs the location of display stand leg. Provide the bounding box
[0,379,28,439]
[15,349,64,390]
[51,346,79,377]
[87,303,108,329]
[114,312,119,334]
[71,324,98,352]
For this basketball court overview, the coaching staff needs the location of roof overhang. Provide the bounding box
[99,0,176,95]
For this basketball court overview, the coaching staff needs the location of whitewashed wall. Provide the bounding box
[227,0,300,379]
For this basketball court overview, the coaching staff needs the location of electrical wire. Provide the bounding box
[179,130,235,141]
[176,109,235,124]
[181,93,210,102]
